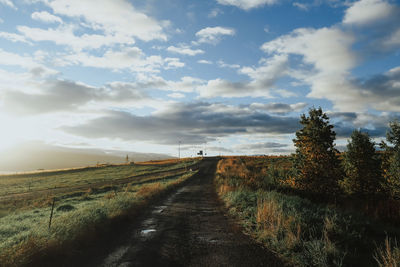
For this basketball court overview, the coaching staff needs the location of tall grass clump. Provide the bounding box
[216,157,400,266]
[374,238,400,267]
[221,188,348,266]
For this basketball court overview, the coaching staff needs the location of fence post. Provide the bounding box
[48,197,56,229]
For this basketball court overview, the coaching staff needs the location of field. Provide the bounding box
[215,156,400,267]
[3,155,400,266]
[0,158,200,266]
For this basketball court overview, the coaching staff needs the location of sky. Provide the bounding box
[0,0,399,159]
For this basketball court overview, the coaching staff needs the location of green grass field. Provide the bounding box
[0,159,197,197]
[0,158,200,266]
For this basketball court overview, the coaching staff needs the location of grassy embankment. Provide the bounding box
[0,158,200,266]
[215,156,400,267]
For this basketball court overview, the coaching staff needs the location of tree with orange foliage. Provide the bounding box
[291,107,341,194]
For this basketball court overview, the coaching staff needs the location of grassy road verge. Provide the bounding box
[0,159,199,266]
[215,157,400,267]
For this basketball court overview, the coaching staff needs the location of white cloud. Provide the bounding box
[217,60,240,69]
[198,54,288,98]
[240,54,289,85]
[216,0,278,10]
[0,32,30,44]
[343,0,395,26]
[168,92,185,99]
[195,26,235,45]
[167,44,204,56]
[46,0,167,42]
[164,57,185,69]
[0,49,58,80]
[198,59,213,64]
[0,0,16,9]
[0,48,40,69]
[112,75,204,93]
[262,27,357,75]
[260,24,400,112]
[17,24,135,51]
[31,11,63,24]
[61,47,184,72]
[341,0,400,53]
[0,18,3,24]
[167,76,204,92]
[275,89,297,98]
[261,27,361,111]
[293,2,308,11]
[209,8,223,18]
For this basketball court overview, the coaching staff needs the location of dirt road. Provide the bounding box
[89,158,284,267]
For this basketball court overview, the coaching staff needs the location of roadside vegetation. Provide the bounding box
[215,108,400,266]
[0,158,200,266]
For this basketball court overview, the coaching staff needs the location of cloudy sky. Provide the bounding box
[0,0,399,158]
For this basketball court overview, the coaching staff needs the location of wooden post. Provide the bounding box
[48,197,56,229]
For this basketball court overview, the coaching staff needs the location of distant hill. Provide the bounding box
[0,141,172,172]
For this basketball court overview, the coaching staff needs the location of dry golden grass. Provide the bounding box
[217,156,290,190]
[104,191,117,199]
[217,158,250,180]
[256,198,301,249]
[136,182,163,198]
[375,238,400,267]
[218,184,234,195]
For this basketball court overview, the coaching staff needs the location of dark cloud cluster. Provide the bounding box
[248,102,307,114]
[62,102,301,145]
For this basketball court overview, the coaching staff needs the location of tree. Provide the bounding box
[291,107,341,194]
[387,120,400,149]
[340,130,382,195]
[381,120,400,197]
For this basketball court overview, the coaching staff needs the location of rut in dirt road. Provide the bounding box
[98,158,285,267]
